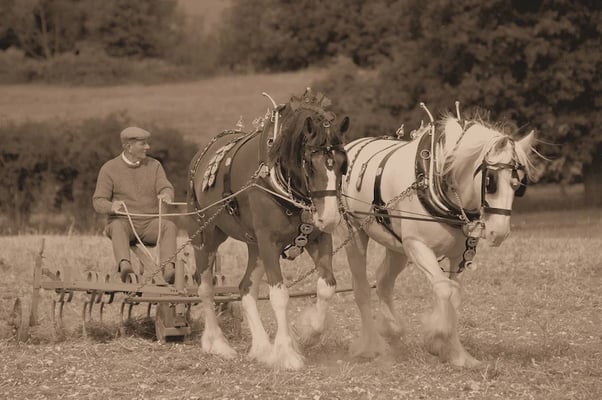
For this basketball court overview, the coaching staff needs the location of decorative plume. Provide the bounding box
[289,88,335,122]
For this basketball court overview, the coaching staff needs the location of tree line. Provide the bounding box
[0,0,218,83]
[1,0,600,229]
[220,0,601,204]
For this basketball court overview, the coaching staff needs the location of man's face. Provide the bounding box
[126,139,150,161]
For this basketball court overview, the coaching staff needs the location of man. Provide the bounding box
[93,126,177,283]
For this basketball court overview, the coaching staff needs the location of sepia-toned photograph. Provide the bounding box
[0,1,600,399]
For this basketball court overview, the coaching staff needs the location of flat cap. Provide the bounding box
[120,126,151,143]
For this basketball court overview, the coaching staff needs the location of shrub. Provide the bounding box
[0,114,198,233]
[0,47,38,84]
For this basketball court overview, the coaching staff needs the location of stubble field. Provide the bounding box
[0,72,600,399]
[0,205,600,399]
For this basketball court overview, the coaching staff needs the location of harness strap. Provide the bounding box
[222,131,259,216]
[356,141,410,191]
[345,137,382,184]
[483,206,512,216]
[311,189,339,198]
[372,146,404,244]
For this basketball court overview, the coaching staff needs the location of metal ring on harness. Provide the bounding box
[420,149,431,159]
[300,223,313,235]
[300,209,313,223]
[294,236,308,247]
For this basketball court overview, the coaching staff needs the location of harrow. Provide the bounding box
[10,239,243,343]
[10,238,362,344]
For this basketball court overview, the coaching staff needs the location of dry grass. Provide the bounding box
[0,197,600,399]
[2,63,599,399]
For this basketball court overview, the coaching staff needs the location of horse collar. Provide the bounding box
[414,130,481,225]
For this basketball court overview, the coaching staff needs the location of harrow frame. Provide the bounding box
[11,238,361,344]
[11,239,242,343]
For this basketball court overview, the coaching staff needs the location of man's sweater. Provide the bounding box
[93,155,175,219]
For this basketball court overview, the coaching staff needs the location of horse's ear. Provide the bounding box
[517,130,536,153]
[339,116,350,136]
[304,117,315,137]
[494,137,510,151]
[443,116,462,153]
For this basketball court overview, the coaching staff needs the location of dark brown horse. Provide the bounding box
[187,89,349,369]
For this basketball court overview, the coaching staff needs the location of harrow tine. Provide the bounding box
[52,299,65,339]
[99,303,105,323]
[120,301,134,322]
[82,291,99,337]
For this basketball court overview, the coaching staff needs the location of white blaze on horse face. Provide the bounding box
[313,167,340,233]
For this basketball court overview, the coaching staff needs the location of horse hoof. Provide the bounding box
[375,313,406,339]
[349,337,388,360]
[206,344,237,360]
[267,344,305,370]
[424,332,447,357]
[451,353,481,369]
[201,333,237,359]
[248,343,272,363]
[266,351,304,370]
[292,322,323,348]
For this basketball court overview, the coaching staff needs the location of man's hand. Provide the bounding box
[111,200,125,213]
[157,192,173,204]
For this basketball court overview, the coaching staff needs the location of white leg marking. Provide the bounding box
[242,293,272,361]
[198,270,236,359]
[268,285,304,370]
[295,277,335,346]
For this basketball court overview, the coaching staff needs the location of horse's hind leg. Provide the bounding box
[404,238,480,368]
[238,244,272,362]
[294,233,336,347]
[193,228,237,359]
[375,248,408,339]
[345,228,388,359]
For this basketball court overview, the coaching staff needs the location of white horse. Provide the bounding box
[341,114,535,367]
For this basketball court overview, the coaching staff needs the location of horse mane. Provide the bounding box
[439,116,536,181]
[268,90,339,172]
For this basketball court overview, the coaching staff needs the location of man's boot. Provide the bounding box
[163,262,176,284]
[118,260,134,283]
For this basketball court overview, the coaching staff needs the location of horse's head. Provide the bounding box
[441,118,535,246]
[269,91,350,233]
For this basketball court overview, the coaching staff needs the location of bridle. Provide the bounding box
[473,144,527,216]
[274,117,348,207]
[300,140,348,199]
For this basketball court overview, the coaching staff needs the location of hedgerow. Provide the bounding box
[0,114,198,233]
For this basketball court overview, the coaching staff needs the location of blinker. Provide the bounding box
[478,162,527,198]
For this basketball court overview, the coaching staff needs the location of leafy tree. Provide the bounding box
[218,0,408,70]
[0,0,181,59]
[84,0,180,58]
[322,0,602,205]
[1,0,86,59]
